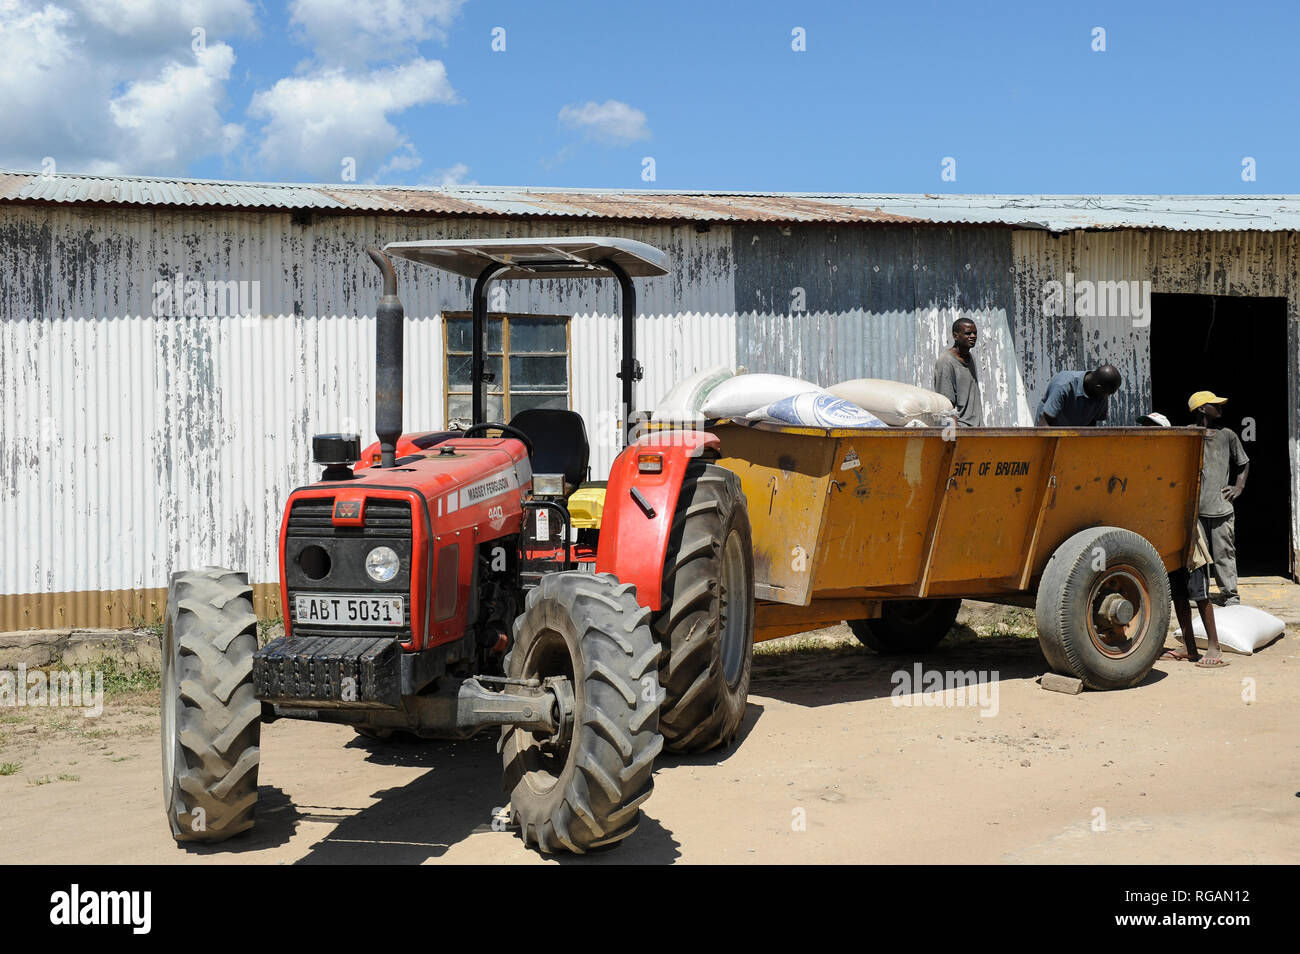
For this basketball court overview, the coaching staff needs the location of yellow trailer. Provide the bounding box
[712,422,1204,690]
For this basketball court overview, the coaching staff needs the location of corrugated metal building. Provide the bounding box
[2,171,1297,628]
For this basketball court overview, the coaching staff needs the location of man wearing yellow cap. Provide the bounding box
[1190,391,1250,608]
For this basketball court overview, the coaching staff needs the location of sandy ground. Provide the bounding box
[2,586,1297,865]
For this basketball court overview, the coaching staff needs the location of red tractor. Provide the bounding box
[161,237,755,854]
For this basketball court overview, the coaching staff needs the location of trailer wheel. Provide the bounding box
[848,599,961,654]
[653,463,755,754]
[1035,527,1170,690]
[161,567,262,843]
[502,571,663,853]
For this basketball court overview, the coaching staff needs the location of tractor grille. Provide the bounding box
[285,495,417,642]
[287,497,413,537]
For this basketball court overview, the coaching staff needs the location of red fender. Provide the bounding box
[594,431,721,611]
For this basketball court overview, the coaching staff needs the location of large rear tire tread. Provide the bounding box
[654,463,755,754]
[503,571,663,854]
[162,567,261,843]
[1035,527,1170,691]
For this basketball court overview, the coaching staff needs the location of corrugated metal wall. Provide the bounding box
[2,205,1296,627]
[731,224,1026,424]
[0,208,736,626]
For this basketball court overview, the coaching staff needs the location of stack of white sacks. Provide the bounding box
[651,366,955,429]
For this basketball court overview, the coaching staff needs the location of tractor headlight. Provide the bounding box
[365,546,400,583]
[533,473,565,497]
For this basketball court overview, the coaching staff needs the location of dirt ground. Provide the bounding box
[2,584,1297,865]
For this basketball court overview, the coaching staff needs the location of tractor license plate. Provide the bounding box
[294,594,405,627]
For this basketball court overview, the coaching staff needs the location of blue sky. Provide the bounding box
[4,0,1299,193]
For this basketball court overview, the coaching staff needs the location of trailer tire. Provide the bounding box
[1035,526,1170,690]
[848,599,961,654]
[161,567,262,843]
[653,463,755,754]
[502,571,663,854]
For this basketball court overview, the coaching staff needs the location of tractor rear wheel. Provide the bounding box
[848,599,962,654]
[502,571,663,853]
[653,462,755,754]
[1035,526,1169,690]
[161,567,262,843]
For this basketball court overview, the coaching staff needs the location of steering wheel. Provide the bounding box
[461,422,534,456]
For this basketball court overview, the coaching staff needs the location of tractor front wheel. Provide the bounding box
[161,567,262,843]
[502,571,663,853]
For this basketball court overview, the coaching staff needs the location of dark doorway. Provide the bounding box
[1150,294,1292,577]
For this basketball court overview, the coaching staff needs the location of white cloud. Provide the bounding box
[74,0,256,52]
[0,0,253,174]
[108,43,244,170]
[558,99,651,146]
[247,59,457,181]
[424,162,475,187]
[289,0,465,64]
[376,143,421,180]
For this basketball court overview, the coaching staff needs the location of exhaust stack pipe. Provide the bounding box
[367,247,404,468]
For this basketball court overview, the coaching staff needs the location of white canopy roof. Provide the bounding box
[383,236,669,279]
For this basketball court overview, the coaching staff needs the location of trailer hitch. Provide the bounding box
[455,675,575,742]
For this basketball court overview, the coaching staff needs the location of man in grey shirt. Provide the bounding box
[1190,390,1250,606]
[932,318,982,426]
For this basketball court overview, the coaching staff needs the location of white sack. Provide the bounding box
[827,378,955,427]
[652,365,734,422]
[746,392,887,429]
[701,373,822,419]
[1176,604,1286,655]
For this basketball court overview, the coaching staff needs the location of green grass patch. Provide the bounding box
[128,611,165,641]
[0,762,20,776]
[258,614,284,647]
[755,634,865,656]
[51,655,161,698]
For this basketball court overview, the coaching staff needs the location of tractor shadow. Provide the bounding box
[281,732,681,864]
[748,623,1164,708]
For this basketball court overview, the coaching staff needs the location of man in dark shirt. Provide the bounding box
[1035,365,1121,426]
[1190,391,1250,606]
[932,318,982,426]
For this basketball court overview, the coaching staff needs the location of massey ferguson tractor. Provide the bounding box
[161,237,755,854]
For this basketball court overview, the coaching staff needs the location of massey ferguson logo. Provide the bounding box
[333,500,361,519]
[463,472,513,504]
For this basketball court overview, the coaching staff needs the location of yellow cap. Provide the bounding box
[1188,390,1227,412]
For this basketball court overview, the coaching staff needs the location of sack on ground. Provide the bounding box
[1177,604,1286,655]
[827,378,955,427]
[652,365,734,422]
[746,392,886,429]
[700,373,822,419]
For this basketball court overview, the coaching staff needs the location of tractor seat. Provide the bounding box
[508,408,589,492]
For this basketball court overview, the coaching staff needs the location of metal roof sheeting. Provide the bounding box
[8,170,1300,231]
